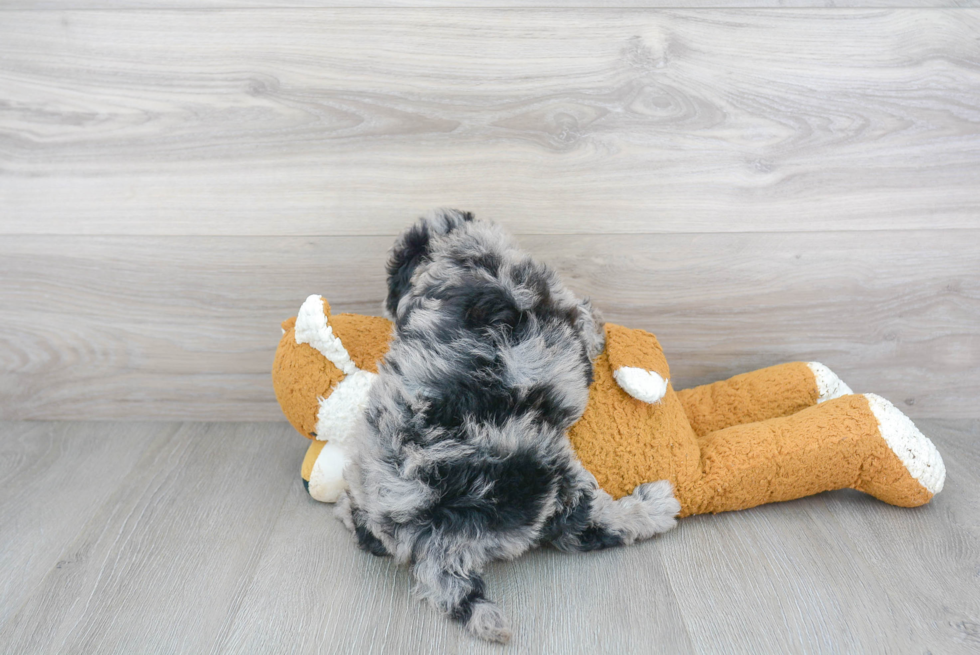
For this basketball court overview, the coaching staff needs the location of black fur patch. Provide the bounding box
[385,210,474,318]
[411,359,577,434]
[449,574,487,623]
[418,449,553,534]
[541,488,591,542]
[541,493,625,551]
[355,524,391,557]
[351,504,390,557]
[575,525,625,551]
[420,274,522,333]
[385,220,432,318]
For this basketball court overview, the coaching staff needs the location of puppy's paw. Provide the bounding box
[634,480,681,536]
[466,600,512,644]
[333,490,356,532]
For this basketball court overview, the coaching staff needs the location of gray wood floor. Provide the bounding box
[0,419,976,654]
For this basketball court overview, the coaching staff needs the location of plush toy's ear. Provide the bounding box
[294,295,356,375]
[605,324,671,404]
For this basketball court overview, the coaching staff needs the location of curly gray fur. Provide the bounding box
[336,210,679,643]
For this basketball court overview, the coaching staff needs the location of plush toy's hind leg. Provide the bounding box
[680,393,945,516]
[676,362,852,438]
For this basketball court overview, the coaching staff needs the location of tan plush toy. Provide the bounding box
[273,294,946,515]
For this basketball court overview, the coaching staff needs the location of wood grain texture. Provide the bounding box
[663,418,980,652]
[2,10,979,235]
[222,464,695,654]
[0,419,976,653]
[0,422,180,627]
[0,421,299,654]
[2,230,977,420]
[7,2,980,9]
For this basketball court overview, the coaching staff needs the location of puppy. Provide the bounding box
[335,210,678,642]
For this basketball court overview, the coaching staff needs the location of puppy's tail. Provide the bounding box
[412,552,512,643]
[385,208,473,319]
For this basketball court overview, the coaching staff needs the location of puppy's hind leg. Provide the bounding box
[549,480,680,552]
[412,548,512,643]
[334,491,390,557]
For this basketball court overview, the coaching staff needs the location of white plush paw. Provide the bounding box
[613,367,669,403]
[308,442,350,503]
[864,393,946,495]
[808,362,853,402]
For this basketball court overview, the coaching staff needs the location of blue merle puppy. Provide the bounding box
[335,210,679,642]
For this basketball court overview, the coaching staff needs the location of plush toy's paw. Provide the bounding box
[864,393,945,497]
[634,480,682,535]
[308,442,350,503]
[613,367,669,404]
[466,600,512,644]
[808,362,853,403]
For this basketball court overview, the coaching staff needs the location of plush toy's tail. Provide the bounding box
[680,393,945,516]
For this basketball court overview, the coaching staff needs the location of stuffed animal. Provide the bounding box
[273,294,945,515]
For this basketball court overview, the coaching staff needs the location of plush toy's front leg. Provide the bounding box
[301,439,350,502]
[681,393,945,516]
[676,362,852,438]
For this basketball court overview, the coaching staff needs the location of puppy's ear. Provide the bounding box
[385,209,474,318]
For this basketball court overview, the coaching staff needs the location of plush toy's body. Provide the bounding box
[273,295,945,515]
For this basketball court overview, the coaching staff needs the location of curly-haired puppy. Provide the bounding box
[335,210,679,642]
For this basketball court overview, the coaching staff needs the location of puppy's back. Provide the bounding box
[342,212,603,642]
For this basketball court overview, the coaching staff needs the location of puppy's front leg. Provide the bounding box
[548,480,680,552]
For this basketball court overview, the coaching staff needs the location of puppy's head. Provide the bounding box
[384,214,605,432]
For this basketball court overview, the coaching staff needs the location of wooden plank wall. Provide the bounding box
[1,6,978,420]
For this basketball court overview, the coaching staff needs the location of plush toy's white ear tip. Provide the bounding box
[308,442,350,503]
[613,367,669,404]
[294,294,357,375]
